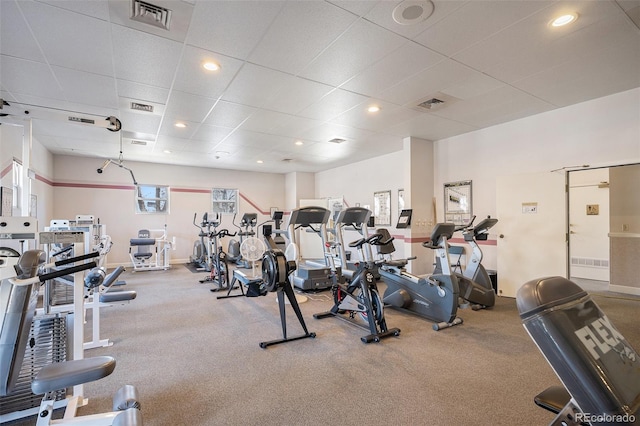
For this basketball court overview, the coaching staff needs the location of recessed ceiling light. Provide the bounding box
[256,160,263,164]
[203,61,220,71]
[174,122,187,128]
[295,140,304,146]
[367,105,381,113]
[550,13,578,27]
[215,151,230,157]
[163,150,172,154]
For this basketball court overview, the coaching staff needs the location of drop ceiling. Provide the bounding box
[1,0,639,174]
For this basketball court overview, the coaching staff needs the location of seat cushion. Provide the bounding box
[32,356,116,395]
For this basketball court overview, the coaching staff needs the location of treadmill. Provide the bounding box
[287,206,340,291]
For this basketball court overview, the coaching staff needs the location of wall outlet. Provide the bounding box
[622,224,629,231]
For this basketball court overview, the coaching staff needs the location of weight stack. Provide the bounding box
[0,313,67,417]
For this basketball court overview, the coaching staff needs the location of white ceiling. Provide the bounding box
[1,0,639,174]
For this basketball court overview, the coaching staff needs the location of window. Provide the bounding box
[211,188,238,214]
[135,184,169,214]
[12,159,23,212]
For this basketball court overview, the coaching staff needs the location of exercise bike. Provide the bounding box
[201,224,237,292]
[434,216,498,310]
[379,223,462,331]
[314,233,401,344]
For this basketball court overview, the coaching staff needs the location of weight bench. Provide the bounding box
[1,250,143,425]
[517,276,640,425]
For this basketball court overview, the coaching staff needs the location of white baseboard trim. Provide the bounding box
[608,285,640,296]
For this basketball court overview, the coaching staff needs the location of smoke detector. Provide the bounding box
[392,1,434,26]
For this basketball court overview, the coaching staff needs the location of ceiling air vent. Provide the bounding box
[131,140,148,146]
[328,138,346,144]
[417,98,445,110]
[282,158,293,163]
[130,0,172,30]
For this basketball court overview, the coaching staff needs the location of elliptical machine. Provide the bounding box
[189,212,211,270]
[434,216,498,310]
[380,223,462,331]
[314,232,401,344]
[227,213,258,269]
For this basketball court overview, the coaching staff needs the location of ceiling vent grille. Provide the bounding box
[131,140,148,146]
[417,98,445,110]
[328,138,346,144]
[130,0,172,30]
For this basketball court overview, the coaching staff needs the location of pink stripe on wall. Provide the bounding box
[53,182,135,190]
[0,164,12,179]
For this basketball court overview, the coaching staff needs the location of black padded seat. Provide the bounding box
[32,356,116,395]
[100,291,137,303]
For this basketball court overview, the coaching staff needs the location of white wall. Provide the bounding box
[315,150,406,259]
[52,155,286,266]
[317,88,640,272]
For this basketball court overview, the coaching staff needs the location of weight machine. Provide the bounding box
[129,225,174,271]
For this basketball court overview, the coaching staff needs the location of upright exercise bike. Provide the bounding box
[199,218,237,292]
[434,216,498,310]
[314,233,401,343]
[380,223,462,331]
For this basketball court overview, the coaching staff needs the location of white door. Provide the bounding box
[568,169,610,283]
[496,172,567,298]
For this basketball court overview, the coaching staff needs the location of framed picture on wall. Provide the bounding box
[444,180,472,225]
[373,190,391,226]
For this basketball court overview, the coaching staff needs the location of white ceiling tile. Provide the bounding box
[19,1,113,76]
[333,102,424,132]
[163,91,217,123]
[453,1,622,81]
[204,101,257,128]
[379,59,479,106]
[299,19,406,87]
[111,24,183,88]
[249,1,358,74]
[52,66,118,109]
[513,36,640,107]
[430,85,555,128]
[221,63,296,108]
[298,88,369,121]
[187,1,285,60]
[1,56,63,99]
[327,1,379,17]
[117,80,170,105]
[191,124,234,144]
[39,0,110,20]
[0,1,45,63]
[341,41,445,97]
[118,111,162,136]
[413,1,554,56]
[172,45,244,98]
[239,109,295,134]
[268,78,334,115]
[388,113,478,140]
[440,72,505,100]
[486,11,640,85]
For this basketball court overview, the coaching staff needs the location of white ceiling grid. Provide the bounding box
[0,0,638,173]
